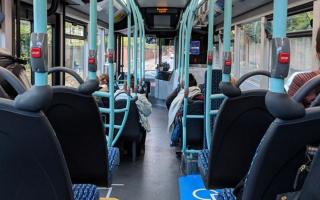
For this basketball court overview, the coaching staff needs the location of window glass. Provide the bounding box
[239,21,262,89]
[145,37,159,71]
[266,11,313,35]
[65,38,85,87]
[65,22,85,37]
[64,21,87,87]
[289,37,313,76]
[161,39,175,71]
[287,11,313,33]
[121,37,133,73]
[97,28,105,75]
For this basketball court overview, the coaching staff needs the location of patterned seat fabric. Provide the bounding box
[72,184,99,200]
[108,147,120,183]
[108,147,120,172]
[212,188,236,200]
[198,149,210,179]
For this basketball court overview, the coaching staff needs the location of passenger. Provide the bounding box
[99,73,109,92]
[168,73,203,140]
[115,74,152,132]
[288,27,320,107]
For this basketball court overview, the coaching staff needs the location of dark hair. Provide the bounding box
[189,73,197,87]
[317,27,320,54]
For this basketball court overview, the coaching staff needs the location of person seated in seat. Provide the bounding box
[168,73,204,146]
[288,27,320,107]
[115,74,152,133]
[99,73,109,92]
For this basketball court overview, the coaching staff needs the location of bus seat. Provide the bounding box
[242,107,320,200]
[73,184,99,200]
[186,100,204,148]
[204,69,223,111]
[200,90,274,189]
[294,145,320,199]
[112,98,144,161]
[275,145,320,200]
[0,87,98,200]
[44,85,119,187]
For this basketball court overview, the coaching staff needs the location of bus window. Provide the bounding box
[239,21,262,89]
[65,21,86,87]
[161,38,175,71]
[145,37,159,72]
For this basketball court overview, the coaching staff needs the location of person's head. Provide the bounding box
[317,27,320,60]
[189,73,197,87]
[100,74,109,85]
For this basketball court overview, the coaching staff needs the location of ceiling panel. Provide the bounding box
[136,0,190,8]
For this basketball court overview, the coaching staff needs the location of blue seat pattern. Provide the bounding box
[212,188,236,200]
[72,184,99,200]
[108,147,120,172]
[198,149,209,178]
[107,147,120,183]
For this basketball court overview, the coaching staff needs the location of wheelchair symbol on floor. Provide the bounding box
[192,188,219,200]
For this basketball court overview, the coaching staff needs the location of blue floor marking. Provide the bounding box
[179,175,216,200]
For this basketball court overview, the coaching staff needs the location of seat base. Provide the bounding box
[72,184,99,200]
[108,147,120,184]
[198,149,209,185]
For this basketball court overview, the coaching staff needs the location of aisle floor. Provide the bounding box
[110,105,181,200]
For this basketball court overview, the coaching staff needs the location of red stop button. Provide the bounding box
[224,60,232,66]
[278,52,290,64]
[88,57,96,64]
[31,47,42,58]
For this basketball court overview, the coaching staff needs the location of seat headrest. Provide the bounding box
[219,82,241,97]
[265,92,305,120]
[14,85,53,112]
[78,79,99,95]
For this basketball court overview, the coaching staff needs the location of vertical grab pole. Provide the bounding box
[127,7,132,91]
[205,0,215,150]
[269,0,289,93]
[107,0,115,147]
[129,0,138,94]
[88,0,98,80]
[180,8,189,87]
[140,14,146,83]
[136,4,143,87]
[111,3,132,146]
[31,0,48,86]
[222,0,232,83]
[178,21,183,83]
[182,0,196,155]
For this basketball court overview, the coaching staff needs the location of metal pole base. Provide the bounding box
[181,154,199,175]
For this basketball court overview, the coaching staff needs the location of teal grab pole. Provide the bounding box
[112,3,132,146]
[205,0,215,150]
[34,0,47,33]
[270,0,288,93]
[136,3,145,85]
[107,0,115,148]
[132,3,142,85]
[177,21,183,82]
[88,0,98,80]
[140,16,146,83]
[222,0,232,82]
[182,0,197,155]
[180,9,189,86]
[179,9,189,84]
[33,0,48,86]
[129,0,138,94]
